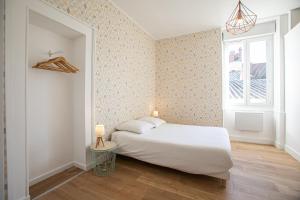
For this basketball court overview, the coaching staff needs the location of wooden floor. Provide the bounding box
[30,166,83,199]
[35,142,300,200]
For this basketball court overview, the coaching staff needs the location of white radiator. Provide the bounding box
[235,112,264,132]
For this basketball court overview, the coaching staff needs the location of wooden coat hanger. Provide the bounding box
[32,51,79,73]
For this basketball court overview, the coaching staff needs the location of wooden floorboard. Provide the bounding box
[29,166,83,199]
[35,142,300,200]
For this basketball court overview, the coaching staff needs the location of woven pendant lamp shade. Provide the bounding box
[226,0,257,35]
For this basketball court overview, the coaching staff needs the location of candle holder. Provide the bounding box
[95,136,105,148]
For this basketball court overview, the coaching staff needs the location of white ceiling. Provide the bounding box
[111,0,300,39]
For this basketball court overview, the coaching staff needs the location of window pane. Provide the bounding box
[227,42,244,104]
[249,41,267,104]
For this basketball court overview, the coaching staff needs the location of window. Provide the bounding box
[224,36,273,106]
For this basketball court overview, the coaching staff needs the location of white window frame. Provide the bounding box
[223,34,274,108]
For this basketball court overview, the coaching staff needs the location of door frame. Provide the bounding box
[5,0,95,199]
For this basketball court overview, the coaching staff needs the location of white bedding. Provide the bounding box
[111,123,233,179]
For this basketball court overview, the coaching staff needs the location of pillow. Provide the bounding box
[115,120,155,134]
[138,116,166,128]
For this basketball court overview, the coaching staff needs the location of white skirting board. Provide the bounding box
[29,161,88,186]
[285,145,300,162]
[17,196,30,200]
[31,170,86,200]
[229,135,274,145]
[275,140,285,149]
[73,161,93,171]
[230,136,300,161]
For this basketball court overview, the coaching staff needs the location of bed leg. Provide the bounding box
[219,179,226,188]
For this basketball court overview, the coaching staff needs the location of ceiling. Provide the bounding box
[111,0,300,40]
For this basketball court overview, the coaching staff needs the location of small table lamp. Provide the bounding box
[95,124,105,148]
[153,110,159,117]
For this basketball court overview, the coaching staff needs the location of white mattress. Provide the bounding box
[111,123,233,179]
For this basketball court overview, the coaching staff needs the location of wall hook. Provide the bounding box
[48,50,64,58]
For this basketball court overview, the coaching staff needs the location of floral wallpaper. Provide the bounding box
[155,29,223,127]
[43,0,156,135]
[6,0,222,141]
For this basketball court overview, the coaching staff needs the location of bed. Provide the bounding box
[111,121,233,183]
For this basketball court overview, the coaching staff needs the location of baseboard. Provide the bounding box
[230,135,274,145]
[31,170,86,200]
[86,162,93,170]
[275,140,285,149]
[18,195,30,200]
[29,161,74,186]
[285,145,300,161]
[29,160,91,186]
[73,161,92,171]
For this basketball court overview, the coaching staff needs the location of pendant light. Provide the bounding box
[226,0,257,35]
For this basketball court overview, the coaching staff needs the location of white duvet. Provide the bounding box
[111,123,233,179]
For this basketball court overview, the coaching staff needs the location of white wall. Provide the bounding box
[224,110,275,144]
[285,23,300,161]
[273,14,289,149]
[6,0,28,198]
[28,23,75,183]
[0,0,5,198]
[223,17,289,145]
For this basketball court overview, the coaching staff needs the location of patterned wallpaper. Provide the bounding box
[44,0,156,135]
[155,29,223,127]
[42,0,223,130]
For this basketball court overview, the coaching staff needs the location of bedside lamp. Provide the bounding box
[95,124,105,148]
[153,110,159,117]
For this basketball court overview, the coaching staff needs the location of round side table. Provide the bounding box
[90,141,117,176]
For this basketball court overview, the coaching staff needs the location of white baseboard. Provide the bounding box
[86,162,93,170]
[230,135,274,145]
[31,171,85,200]
[73,161,91,171]
[18,195,30,200]
[285,145,300,161]
[29,162,74,186]
[275,140,285,149]
[29,161,91,186]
